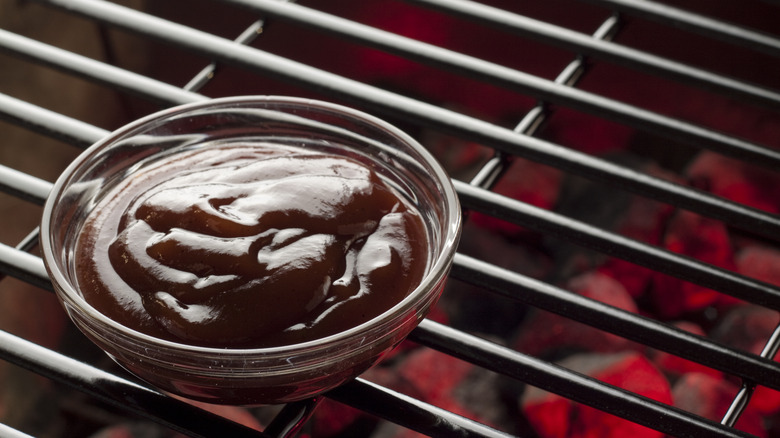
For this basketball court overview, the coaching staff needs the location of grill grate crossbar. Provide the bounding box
[0,92,108,148]
[722,324,780,427]
[182,18,267,93]
[582,0,780,57]
[470,9,623,190]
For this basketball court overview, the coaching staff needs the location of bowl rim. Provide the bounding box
[40,95,462,357]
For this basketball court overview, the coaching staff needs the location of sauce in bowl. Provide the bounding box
[42,96,460,404]
[76,143,428,349]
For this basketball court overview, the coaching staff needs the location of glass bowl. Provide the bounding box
[40,96,461,405]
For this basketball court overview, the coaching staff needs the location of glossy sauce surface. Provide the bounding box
[76,143,428,348]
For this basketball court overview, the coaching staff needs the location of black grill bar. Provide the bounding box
[410,320,754,438]
[581,0,780,57]
[405,0,780,108]
[328,379,515,438]
[0,242,52,293]
[13,0,780,244]
[0,422,34,438]
[0,329,271,438]
[449,253,780,391]
[724,384,757,430]
[262,399,322,438]
[0,29,204,107]
[722,321,780,432]
[220,0,780,167]
[454,181,780,311]
[0,93,107,149]
[0,162,51,205]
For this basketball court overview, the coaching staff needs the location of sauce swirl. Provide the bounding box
[76,143,428,348]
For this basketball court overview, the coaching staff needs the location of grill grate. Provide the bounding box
[1,0,779,437]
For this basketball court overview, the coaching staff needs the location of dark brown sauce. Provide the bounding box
[76,143,428,348]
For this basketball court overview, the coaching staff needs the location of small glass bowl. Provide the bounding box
[40,96,461,405]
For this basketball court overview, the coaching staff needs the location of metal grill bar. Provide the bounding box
[722,323,780,427]
[0,92,107,148]
[0,29,204,106]
[183,18,266,93]
[14,228,42,254]
[0,163,51,205]
[406,0,780,107]
[581,0,780,57]
[263,399,321,438]
[449,253,780,391]
[221,0,780,168]
[0,329,271,438]
[328,379,515,438]
[15,0,780,245]
[410,320,754,438]
[454,181,780,310]
[0,422,34,438]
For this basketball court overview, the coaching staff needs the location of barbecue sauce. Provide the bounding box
[75,143,428,348]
